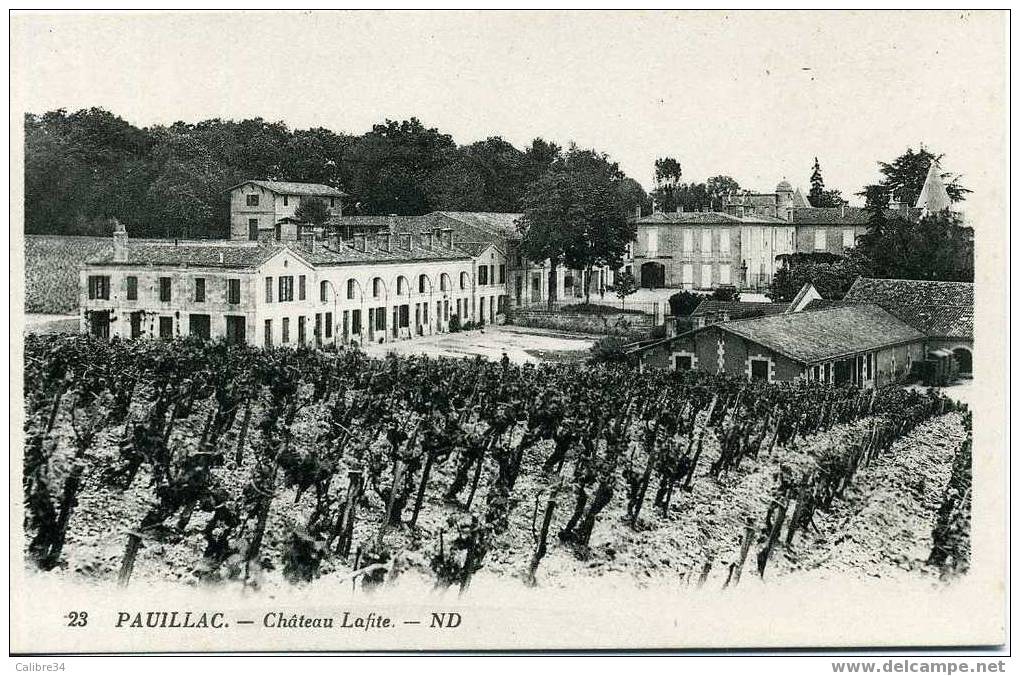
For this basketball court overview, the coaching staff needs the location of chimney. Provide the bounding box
[112,218,129,262]
[840,204,846,218]
[441,228,454,249]
[299,232,318,254]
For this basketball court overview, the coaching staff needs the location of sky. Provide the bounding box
[10,11,1007,214]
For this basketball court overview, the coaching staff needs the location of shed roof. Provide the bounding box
[714,304,925,364]
[690,299,790,319]
[842,277,973,339]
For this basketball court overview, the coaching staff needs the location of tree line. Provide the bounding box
[24,108,649,240]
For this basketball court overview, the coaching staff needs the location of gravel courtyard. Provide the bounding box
[360,324,597,364]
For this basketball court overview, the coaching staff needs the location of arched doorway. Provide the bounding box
[952,347,972,375]
[640,262,665,289]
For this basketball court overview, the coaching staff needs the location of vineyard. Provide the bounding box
[22,335,972,593]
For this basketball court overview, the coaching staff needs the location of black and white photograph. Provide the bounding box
[8,9,1008,659]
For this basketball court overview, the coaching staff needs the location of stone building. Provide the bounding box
[229,180,346,242]
[840,277,974,375]
[635,304,927,388]
[81,222,507,347]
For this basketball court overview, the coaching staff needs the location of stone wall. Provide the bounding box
[506,307,653,338]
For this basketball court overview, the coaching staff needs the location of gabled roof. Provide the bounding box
[842,277,973,339]
[691,299,790,319]
[231,180,346,198]
[715,304,926,364]
[86,241,284,268]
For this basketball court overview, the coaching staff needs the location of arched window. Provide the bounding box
[320,280,329,303]
[418,274,429,294]
[440,273,450,292]
[460,271,469,290]
[396,276,409,296]
[346,279,356,300]
[372,277,384,298]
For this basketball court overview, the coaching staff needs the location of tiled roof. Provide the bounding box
[454,241,496,257]
[293,241,471,266]
[691,300,790,319]
[87,241,283,268]
[636,211,744,224]
[789,206,912,225]
[431,212,522,238]
[716,304,925,364]
[233,180,347,197]
[801,299,851,312]
[842,277,973,339]
[334,212,521,248]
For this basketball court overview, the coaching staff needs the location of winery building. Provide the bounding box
[636,304,927,388]
[80,221,508,346]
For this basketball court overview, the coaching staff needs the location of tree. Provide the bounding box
[767,251,871,302]
[807,158,846,208]
[650,157,682,212]
[706,175,740,200]
[294,197,330,230]
[613,271,637,311]
[710,286,740,302]
[668,290,704,317]
[854,208,973,282]
[858,147,970,207]
[518,147,637,307]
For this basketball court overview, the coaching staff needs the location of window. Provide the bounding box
[283,195,289,207]
[397,276,408,296]
[282,318,290,343]
[701,264,712,288]
[701,229,712,252]
[440,274,450,292]
[419,274,428,294]
[227,279,241,304]
[325,312,333,338]
[498,264,506,284]
[195,278,206,303]
[675,355,693,371]
[320,281,329,302]
[347,279,356,299]
[159,316,173,339]
[159,277,171,302]
[682,264,693,287]
[750,358,769,381]
[189,314,211,340]
[246,194,259,207]
[351,309,362,334]
[866,353,873,380]
[720,264,731,285]
[248,218,258,240]
[264,319,273,347]
[373,277,383,298]
[298,275,306,301]
[824,363,831,383]
[279,276,294,302]
[298,316,306,345]
[126,276,137,301]
[843,228,855,248]
[129,312,142,338]
[683,229,693,253]
[460,272,469,290]
[478,266,489,285]
[489,265,495,286]
[814,228,827,251]
[813,365,820,380]
[330,197,336,208]
[399,305,410,328]
[375,307,386,331]
[88,275,110,300]
[646,228,658,255]
[720,230,731,254]
[265,277,273,303]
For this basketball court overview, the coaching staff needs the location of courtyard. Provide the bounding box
[360,324,597,364]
